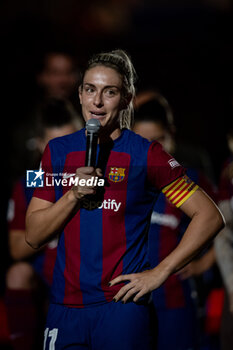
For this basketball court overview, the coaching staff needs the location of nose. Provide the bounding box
[94,91,103,107]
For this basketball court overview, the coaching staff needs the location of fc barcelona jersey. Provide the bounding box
[33,128,185,308]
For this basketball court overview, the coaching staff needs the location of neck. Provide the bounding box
[98,127,121,144]
[98,119,122,142]
[84,121,122,143]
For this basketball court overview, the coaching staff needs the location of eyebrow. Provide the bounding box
[84,83,120,89]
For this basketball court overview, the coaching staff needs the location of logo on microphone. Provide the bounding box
[26,169,44,187]
[108,167,125,183]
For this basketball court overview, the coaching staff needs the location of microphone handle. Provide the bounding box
[85,132,98,167]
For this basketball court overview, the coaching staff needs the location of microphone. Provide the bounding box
[85,119,101,167]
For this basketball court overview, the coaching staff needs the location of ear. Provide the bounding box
[78,85,83,105]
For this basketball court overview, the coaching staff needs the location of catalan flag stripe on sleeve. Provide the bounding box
[162,175,199,208]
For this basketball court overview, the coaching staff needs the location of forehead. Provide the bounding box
[84,65,123,87]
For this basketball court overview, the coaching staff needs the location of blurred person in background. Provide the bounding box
[34,50,83,133]
[133,91,220,350]
[5,98,79,350]
[36,51,80,102]
[214,127,233,350]
[135,90,216,184]
[33,50,84,145]
[10,50,84,190]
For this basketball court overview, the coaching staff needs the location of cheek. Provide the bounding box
[107,98,122,112]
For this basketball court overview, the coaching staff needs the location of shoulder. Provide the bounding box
[123,129,155,152]
[126,130,164,154]
[48,128,85,151]
[41,128,85,166]
[125,129,151,144]
[47,129,86,160]
[147,139,174,165]
[118,129,155,165]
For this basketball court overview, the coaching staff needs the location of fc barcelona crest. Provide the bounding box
[109,167,125,183]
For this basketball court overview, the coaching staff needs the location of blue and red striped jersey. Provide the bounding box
[33,128,185,308]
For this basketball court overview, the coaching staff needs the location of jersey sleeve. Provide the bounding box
[162,175,199,208]
[33,143,56,203]
[147,141,185,189]
[8,180,27,230]
[147,142,199,207]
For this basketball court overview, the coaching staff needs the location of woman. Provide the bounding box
[26,50,224,350]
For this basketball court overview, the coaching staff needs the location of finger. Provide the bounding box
[133,289,146,303]
[82,188,96,194]
[76,167,95,175]
[74,175,95,185]
[113,282,136,302]
[73,187,96,199]
[122,286,140,303]
[81,184,97,190]
[95,168,103,177]
[110,274,132,286]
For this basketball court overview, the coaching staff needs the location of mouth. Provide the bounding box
[90,111,107,119]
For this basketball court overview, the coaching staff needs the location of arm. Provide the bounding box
[176,170,217,279]
[7,180,43,260]
[9,229,43,260]
[110,189,224,303]
[25,191,78,249]
[26,167,102,249]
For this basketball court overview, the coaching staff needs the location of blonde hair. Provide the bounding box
[82,49,137,129]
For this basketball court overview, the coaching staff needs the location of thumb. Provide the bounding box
[77,166,95,175]
[96,168,103,177]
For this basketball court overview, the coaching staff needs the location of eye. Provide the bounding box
[85,86,95,94]
[105,89,117,97]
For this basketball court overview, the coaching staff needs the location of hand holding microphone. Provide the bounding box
[72,119,102,200]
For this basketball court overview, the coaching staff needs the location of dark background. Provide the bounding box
[1,0,233,289]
